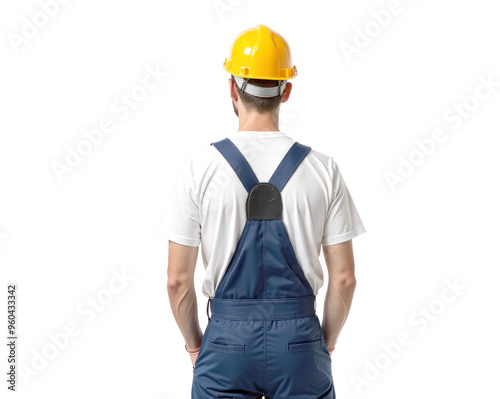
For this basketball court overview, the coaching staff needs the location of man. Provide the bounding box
[167,25,365,399]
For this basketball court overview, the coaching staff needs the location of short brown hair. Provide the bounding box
[231,75,284,114]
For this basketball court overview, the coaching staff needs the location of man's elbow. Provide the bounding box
[166,275,190,294]
[333,274,357,291]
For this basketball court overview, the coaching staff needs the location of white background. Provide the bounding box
[1,0,499,398]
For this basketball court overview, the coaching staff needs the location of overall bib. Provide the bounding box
[192,138,335,399]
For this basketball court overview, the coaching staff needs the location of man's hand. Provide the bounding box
[186,343,202,367]
[328,346,335,357]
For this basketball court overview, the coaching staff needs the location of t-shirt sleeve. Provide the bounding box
[322,161,366,246]
[167,158,201,247]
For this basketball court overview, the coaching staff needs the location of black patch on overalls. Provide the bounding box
[246,183,282,220]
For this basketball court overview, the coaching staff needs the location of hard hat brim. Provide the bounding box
[223,59,298,80]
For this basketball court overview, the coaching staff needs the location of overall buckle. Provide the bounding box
[206,298,212,321]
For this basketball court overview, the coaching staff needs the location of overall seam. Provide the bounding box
[277,221,312,295]
[211,296,315,303]
[264,221,268,394]
[264,320,268,395]
[209,312,315,321]
[216,220,251,297]
[264,221,267,299]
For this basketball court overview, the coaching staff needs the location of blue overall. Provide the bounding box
[192,138,335,399]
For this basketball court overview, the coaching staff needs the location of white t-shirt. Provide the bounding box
[167,130,366,299]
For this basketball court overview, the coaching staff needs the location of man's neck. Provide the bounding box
[237,110,280,132]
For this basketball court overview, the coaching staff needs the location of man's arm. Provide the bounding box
[321,239,357,353]
[167,240,203,351]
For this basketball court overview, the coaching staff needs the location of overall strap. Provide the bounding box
[268,142,311,192]
[211,138,259,193]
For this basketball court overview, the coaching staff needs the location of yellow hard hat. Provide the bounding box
[223,25,298,81]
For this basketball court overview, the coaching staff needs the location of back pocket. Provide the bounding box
[207,339,245,354]
[287,336,322,352]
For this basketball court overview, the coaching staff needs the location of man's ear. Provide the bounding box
[281,82,292,103]
[228,77,238,101]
